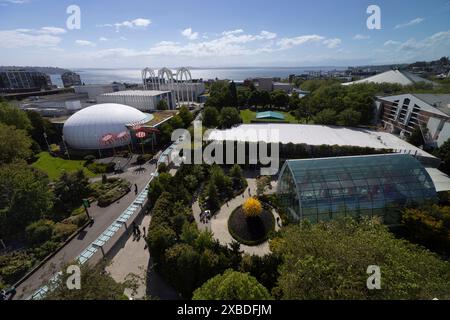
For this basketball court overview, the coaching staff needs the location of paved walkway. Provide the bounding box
[13,162,157,300]
[194,176,280,257]
[105,213,179,300]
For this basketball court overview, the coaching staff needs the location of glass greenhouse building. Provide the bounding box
[277,154,437,225]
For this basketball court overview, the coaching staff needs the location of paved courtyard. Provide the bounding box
[193,175,281,257]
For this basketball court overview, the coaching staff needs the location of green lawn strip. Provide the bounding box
[31,152,96,180]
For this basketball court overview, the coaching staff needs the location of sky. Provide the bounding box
[0,0,449,68]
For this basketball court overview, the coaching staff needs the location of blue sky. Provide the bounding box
[0,0,449,68]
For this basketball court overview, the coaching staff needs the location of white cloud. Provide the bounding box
[353,34,370,40]
[277,35,325,49]
[260,30,277,40]
[181,28,199,40]
[384,40,400,46]
[0,28,62,48]
[99,37,108,42]
[323,38,342,48]
[97,18,152,31]
[75,40,95,46]
[39,27,66,35]
[395,17,425,29]
[0,0,30,4]
[91,30,340,60]
[222,29,244,36]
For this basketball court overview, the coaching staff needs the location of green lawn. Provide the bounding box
[32,152,97,180]
[240,109,300,124]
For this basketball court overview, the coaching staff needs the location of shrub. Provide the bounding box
[52,223,78,242]
[83,155,96,164]
[242,198,262,218]
[25,219,55,246]
[192,269,272,300]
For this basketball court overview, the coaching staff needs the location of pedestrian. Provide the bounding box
[132,222,138,236]
[134,184,138,195]
[143,226,146,237]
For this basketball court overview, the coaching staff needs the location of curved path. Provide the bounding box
[194,177,280,257]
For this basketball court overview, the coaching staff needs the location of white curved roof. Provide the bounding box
[63,103,151,150]
[343,70,434,86]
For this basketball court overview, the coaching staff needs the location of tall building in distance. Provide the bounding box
[0,69,53,93]
[61,71,82,88]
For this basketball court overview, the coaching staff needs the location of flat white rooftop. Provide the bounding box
[100,90,170,96]
[207,123,436,159]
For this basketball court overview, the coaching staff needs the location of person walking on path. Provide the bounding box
[143,226,146,238]
[134,184,138,196]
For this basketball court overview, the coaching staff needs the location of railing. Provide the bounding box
[27,179,153,300]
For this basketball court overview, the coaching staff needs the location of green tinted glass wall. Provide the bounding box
[277,154,437,225]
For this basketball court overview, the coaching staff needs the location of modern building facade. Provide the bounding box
[377,94,450,147]
[277,154,437,225]
[74,83,126,100]
[61,71,82,87]
[97,90,174,111]
[0,69,53,93]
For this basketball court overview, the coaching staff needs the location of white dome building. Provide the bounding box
[63,103,152,150]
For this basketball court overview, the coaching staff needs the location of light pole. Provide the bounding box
[43,132,50,153]
[61,135,71,159]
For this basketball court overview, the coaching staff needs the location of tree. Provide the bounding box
[164,243,200,298]
[313,108,337,125]
[202,107,220,128]
[273,218,450,300]
[206,182,220,212]
[220,107,242,129]
[0,162,54,239]
[270,90,289,109]
[53,169,91,213]
[0,101,32,130]
[228,240,243,269]
[25,219,55,246]
[259,91,271,108]
[242,198,262,218]
[337,109,362,127]
[228,81,238,108]
[159,122,174,145]
[192,269,272,300]
[229,164,245,190]
[402,205,450,255]
[407,127,426,147]
[256,176,272,196]
[169,115,185,130]
[26,110,58,149]
[157,99,169,110]
[210,166,233,198]
[147,224,177,263]
[0,123,33,163]
[436,138,450,174]
[158,162,168,173]
[45,262,129,300]
[178,105,193,127]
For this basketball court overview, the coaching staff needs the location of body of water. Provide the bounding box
[51,67,347,86]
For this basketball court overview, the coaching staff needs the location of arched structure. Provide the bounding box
[141,68,157,90]
[175,67,194,104]
[141,67,196,107]
[277,154,437,225]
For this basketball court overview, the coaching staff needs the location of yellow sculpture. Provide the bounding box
[242,198,262,218]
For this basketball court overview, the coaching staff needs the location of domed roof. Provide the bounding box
[63,103,152,150]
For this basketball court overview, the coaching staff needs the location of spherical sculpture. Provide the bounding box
[63,103,151,150]
[242,198,262,218]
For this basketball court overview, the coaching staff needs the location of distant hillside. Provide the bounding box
[0,66,71,75]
